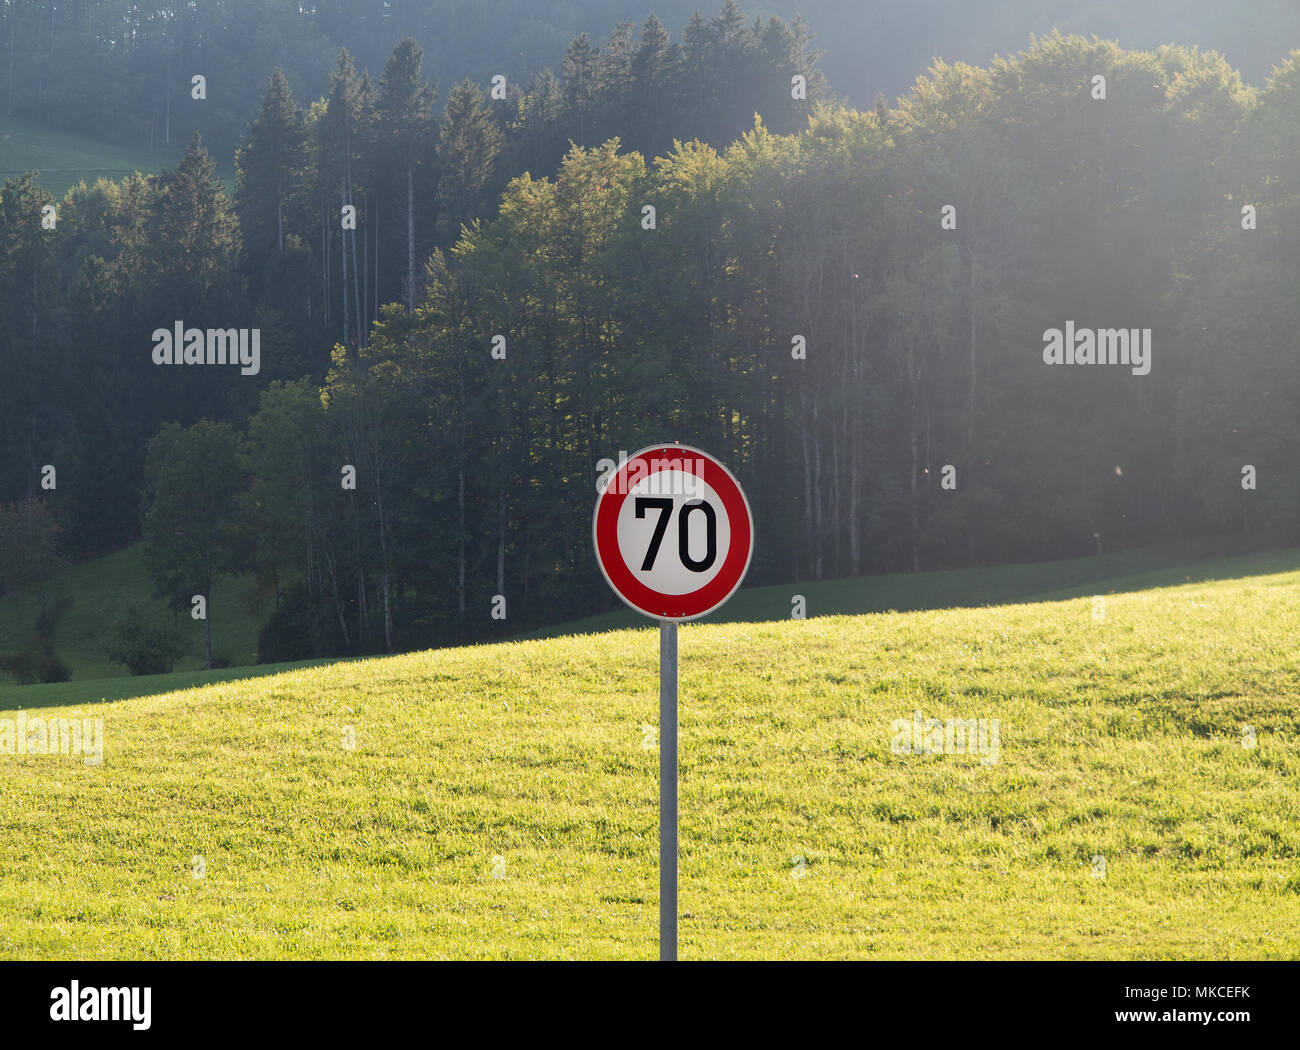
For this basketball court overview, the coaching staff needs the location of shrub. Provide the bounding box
[0,649,41,685]
[38,654,72,682]
[257,582,316,664]
[0,649,71,684]
[106,603,187,676]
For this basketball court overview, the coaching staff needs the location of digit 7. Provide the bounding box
[634,497,673,571]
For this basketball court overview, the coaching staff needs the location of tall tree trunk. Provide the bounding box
[965,253,978,565]
[849,455,861,575]
[321,204,329,324]
[831,423,841,573]
[909,400,921,573]
[369,399,395,654]
[849,289,862,576]
[407,166,416,312]
[350,490,367,642]
[800,383,812,581]
[496,489,506,598]
[457,339,468,629]
[457,469,466,624]
[812,401,823,579]
[967,253,977,451]
[340,178,349,347]
[7,4,15,117]
[203,569,213,670]
[163,34,171,145]
[377,486,393,653]
[323,542,350,649]
[348,172,362,349]
[362,193,369,338]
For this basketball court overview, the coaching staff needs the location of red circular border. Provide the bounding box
[593,445,753,620]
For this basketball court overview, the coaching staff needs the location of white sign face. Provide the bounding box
[615,471,732,595]
[593,445,754,621]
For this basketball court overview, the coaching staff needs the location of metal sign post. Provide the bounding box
[591,444,753,962]
[659,618,678,961]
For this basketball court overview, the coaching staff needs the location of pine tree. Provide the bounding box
[235,69,309,301]
[561,33,598,148]
[321,50,368,350]
[632,14,677,157]
[595,23,634,144]
[436,80,504,243]
[377,39,436,312]
[152,132,240,318]
[680,13,713,141]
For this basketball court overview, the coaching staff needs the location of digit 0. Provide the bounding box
[678,499,717,572]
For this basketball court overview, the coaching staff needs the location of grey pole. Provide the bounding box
[659,618,678,961]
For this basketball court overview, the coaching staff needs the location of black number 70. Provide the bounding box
[635,497,717,572]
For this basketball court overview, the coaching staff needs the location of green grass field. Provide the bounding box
[0,534,1278,690]
[0,544,262,683]
[0,114,182,198]
[524,535,1294,639]
[1,547,1297,959]
[0,113,233,198]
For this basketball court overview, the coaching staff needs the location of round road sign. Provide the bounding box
[593,444,754,621]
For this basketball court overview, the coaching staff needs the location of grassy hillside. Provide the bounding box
[1,534,1283,691]
[0,545,263,683]
[0,114,182,198]
[1,553,1297,959]
[0,113,233,198]
[522,537,1295,637]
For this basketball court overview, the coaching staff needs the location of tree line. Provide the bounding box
[0,0,818,163]
[1,18,1297,673]
[0,2,823,555]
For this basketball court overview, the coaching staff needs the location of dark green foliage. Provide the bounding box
[1,10,1298,675]
[0,497,73,681]
[140,420,244,669]
[236,70,312,307]
[257,581,321,664]
[105,603,187,676]
[42,654,72,682]
[0,648,71,684]
[34,595,72,660]
[437,80,505,241]
[0,5,826,567]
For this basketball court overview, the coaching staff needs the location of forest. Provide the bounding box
[3,0,1295,157]
[0,1,1297,671]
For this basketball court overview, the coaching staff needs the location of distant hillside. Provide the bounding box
[2,536,1293,696]
[0,544,261,684]
[0,113,184,199]
[0,113,237,200]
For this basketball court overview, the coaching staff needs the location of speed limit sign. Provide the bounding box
[592,444,753,962]
[592,444,754,621]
